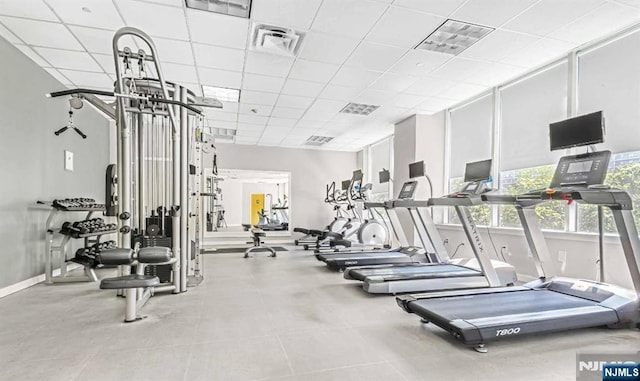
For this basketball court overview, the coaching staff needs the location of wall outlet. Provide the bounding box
[558,250,567,262]
[64,150,74,172]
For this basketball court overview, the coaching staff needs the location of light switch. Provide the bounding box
[64,150,74,172]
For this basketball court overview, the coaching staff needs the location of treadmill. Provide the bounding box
[316,171,439,271]
[344,160,517,294]
[396,150,640,352]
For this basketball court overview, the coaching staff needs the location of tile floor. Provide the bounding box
[0,248,639,381]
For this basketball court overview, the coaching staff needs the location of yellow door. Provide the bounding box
[251,193,265,225]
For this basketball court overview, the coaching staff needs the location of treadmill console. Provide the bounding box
[550,150,611,188]
[398,181,418,199]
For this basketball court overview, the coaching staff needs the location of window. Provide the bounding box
[498,63,569,230]
[367,136,393,201]
[448,177,491,226]
[576,30,640,233]
[578,152,640,233]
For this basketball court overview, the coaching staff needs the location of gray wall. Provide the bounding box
[214,143,357,232]
[0,37,111,289]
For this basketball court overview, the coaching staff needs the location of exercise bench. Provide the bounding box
[245,228,276,258]
[98,247,176,322]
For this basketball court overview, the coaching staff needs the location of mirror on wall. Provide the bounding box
[203,169,291,237]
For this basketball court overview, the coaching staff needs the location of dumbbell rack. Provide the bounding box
[39,202,117,284]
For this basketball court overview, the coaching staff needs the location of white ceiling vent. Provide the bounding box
[340,102,379,116]
[305,135,334,146]
[415,19,494,56]
[211,127,236,140]
[250,23,305,56]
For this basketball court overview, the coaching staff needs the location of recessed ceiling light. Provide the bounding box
[340,102,379,116]
[305,135,334,146]
[415,19,494,56]
[185,0,252,18]
[202,85,240,103]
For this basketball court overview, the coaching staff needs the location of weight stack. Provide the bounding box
[142,236,173,283]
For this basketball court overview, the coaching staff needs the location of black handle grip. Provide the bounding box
[54,126,68,136]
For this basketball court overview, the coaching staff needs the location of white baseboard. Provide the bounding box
[0,263,83,299]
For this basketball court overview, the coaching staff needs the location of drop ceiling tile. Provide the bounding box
[212,121,238,129]
[0,17,84,50]
[318,84,362,101]
[298,31,360,64]
[288,59,339,83]
[263,126,291,135]
[300,113,334,122]
[135,0,183,7]
[466,62,522,86]
[46,0,124,30]
[365,6,444,48]
[276,94,315,109]
[295,120,325,129]
[0,0,58,21]
[153,37,194,65]
[416,96,456,112]
[15,44,49,66]
[330,66,382,89]
[429,57,494,82]
[287,127,318,137]
[312,0,388,40]
[239,102,273,116]
[238,114,269,126]
[548,3,640,44]
[388,49,451,76]
[44,68,73,86]
[220,102,239,113]
[404,77,456,96]
[236,129,263,137]
[117,0,189,40]
[499,37,576,68]
[370,72,419,93]
[34,47,103,71]
[459,29,539,62]
[344,42,407,72]
[502,0,604,37]
[305,99,345,116]
[451,0,538,28]
[57,69,114,88]
[91,53,116,74]
[159,63,198,85]
[354,89,394,106]
[281,78,325,97]
[392,0,466,17]
[187,9,249,49]
[244,51,294,77]
[237,123,265,131]
[251,0,323,30]
[616,0,640,7]
[271,106,306,119]
[268,117,297,127]
[206,111,237,122]
[68,26,114,54]
[240,90,279,106]
[438,82,487,101]
[199,67,243,88]
[0,22,20,43]
[242,73,285,93]
[186,82,204,96]
[193,43,244,71]
[389,93,428,108]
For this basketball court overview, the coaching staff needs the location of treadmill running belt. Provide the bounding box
[318,251,406,262]
[349,264,480,282]
[408,289,598,321]
[406,289,619,345]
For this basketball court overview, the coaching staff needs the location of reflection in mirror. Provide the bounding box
[203,169,291,237]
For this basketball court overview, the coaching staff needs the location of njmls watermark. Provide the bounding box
[577,352,640,381]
